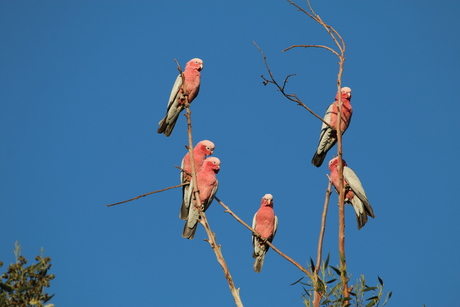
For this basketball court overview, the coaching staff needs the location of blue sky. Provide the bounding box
[1,1,459,306]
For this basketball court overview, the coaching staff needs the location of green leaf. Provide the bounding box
[324,253,330,268]
[290,276,304,286]
[315,277,325,293]
[0,283,12,292]
[43,293,55,303]
[328,283,341,296]
[330,266,341,276]
[17,286,34,293]
[363,286,378,292]
[301,286,310,297]
[366,300,377,307]
[378,276,384,286]
[366,296,379,301]
[326,278,337,284]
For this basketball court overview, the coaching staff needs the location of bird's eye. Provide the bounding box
[206,146,210,150]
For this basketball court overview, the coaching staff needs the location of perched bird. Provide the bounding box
[157,58,203,137]
[252,194,278,273]
[180,140,215,220]
[182,157,220,239]
[328,157,375,229]
[312,87,353,167]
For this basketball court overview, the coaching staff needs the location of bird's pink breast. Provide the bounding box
[181,70,201,103]
[329,100,352,131]
[196,171,217,203]
[255,207,275,239]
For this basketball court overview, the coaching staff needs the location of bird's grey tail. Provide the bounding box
[179,202,189,220]
[157,119,174,137]
[312,152,326,167]
[253,255,265,273]
[356,213,369,230]
[182,222,198,240]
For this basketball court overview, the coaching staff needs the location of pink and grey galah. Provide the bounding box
[180,140,215,220]
[328,157,375,229]
[182,157,220,239]
[252,194,278,273]
[312,87,353,167]
[157,58,203,137]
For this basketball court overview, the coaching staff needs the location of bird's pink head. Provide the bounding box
[261,194,274,207]
[328,157,348,171]
[335,87,352,100]
[196,140,215,155]
[203,157,220,173]
[186,58,204,71]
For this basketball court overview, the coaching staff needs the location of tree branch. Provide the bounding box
[106,183,187,207]
[283,44,340,58]
[184,104,243,307]
[253,41,332,128]
[198,213,243,307]
[214,196,314,279]
[313,179,332,305]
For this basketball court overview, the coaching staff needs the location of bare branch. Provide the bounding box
[215,196,314,279]
[253,41,332,128]
[106,183,187,207]
[184,107,243,307]
[198,212,243,307]
[286,0,345,53]
[313,178,332,305]
[283,44,340,58]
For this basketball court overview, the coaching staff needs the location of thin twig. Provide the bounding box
[313,179,332,305]
[106,183,187,207]
[198,212,243,307]
[287,0,345,53]
[283,44,340,58]
[253,41,332,128]
[215,196,314,279]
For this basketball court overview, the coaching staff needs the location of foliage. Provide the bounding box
[293,254,392,307]
[0,242,55,307]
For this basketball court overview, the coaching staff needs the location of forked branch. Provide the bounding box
[253,41,331,128]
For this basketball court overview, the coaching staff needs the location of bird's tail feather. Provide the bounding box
[312,152,326,167]
[253,255,265,273]
[182,222,198,239]
[179,202,189,220]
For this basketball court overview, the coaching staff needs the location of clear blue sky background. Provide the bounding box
[1,1,459,306]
